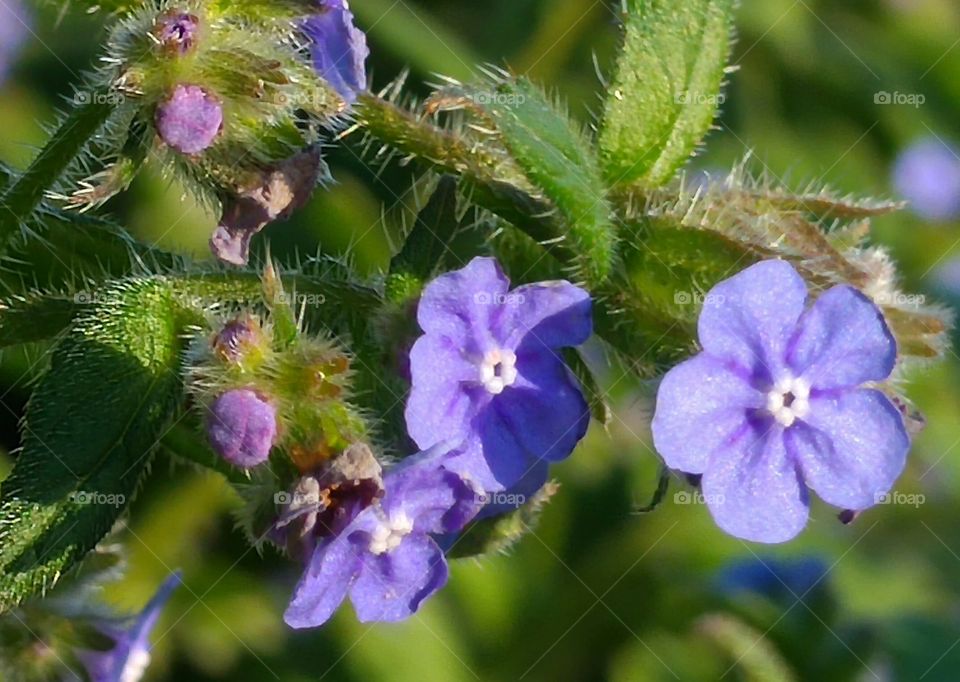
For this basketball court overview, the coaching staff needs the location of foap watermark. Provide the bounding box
[472,91,526,107]
[674,290,726,307]
[673,490,725,506]
[73,290,111,305]
[675,92,726,106]
[274,291,327,307]
[875,491,925,508]
[69,491,126,507]
[74,89,126,106]
[874,91,925,108]
[473,291,526,306]
[872,291,926,307]
[476,491,527,508]
[274,490,319,506]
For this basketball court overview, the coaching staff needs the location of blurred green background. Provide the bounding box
[4,0,960,680]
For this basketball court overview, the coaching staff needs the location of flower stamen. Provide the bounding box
[478,348,518,395]
[368,511,414,555]
[766,376,810,427]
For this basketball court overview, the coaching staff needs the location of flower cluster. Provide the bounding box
[652,260,910,543]
[274,257,594,626]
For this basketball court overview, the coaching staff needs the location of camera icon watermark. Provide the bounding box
[472,91,526,107]
[674,291,726,307]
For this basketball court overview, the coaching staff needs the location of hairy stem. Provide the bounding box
[0,95,116,251]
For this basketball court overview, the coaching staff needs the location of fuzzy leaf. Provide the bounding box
[0,278,189,611]
[0,294,78,348]
[600,0,735,187]
[463,78,618,285]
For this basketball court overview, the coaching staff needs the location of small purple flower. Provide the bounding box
[155,84,223,155]
[404,257,592,493]
[302,0,369,104]
[155,11,199,54]
[284,447,480,628]
[75,572,181,682]
[893,137,960,221]
[652,260,910,543]
[206,389,278,468]
[0,0,29,85]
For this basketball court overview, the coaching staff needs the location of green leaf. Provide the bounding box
[465,78,618,285]
[600,0,735,187]
[0,294,78,348]
[0,278,189,611]
[390,176,460,281]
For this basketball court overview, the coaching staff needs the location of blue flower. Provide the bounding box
[302,0,369,104]
[284,447,480,628]
[404,257,592,493]
[0,0,28,85]
[74,572,181,682]
[893,137,960,222]
[652,260,910,543]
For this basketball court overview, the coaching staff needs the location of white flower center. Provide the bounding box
[119,648,152,682]
[368,511,414,555]
[765,376,811,428]
[478,348,518,395]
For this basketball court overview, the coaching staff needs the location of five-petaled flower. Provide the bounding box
[405,257,593,493]
[284,447,480,628]
[652,259,910,543]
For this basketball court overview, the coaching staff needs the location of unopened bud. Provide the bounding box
[206,389,278,468]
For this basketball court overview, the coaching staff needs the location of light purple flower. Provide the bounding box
[206,389,278,468]
[652,260,910,543]
[302,0,369,104]
[0,0,29,85]
[155,84,222,154]
[74,572,181,682]
[284,447,480,628]
[893,137,960,221]
[404,257,592,493]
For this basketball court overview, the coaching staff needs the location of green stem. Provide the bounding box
[0,95,116,250]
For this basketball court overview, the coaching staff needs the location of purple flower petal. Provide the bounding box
[303,0,369,104]
[652,354,765,474]
[789,390,909,510]
[349,534,448,623]
[404,333,479,450]
[495,352,590,462]
[383,453,481,534]
[698,260,808,381]
[76,572,181,682]
[893,137,960,221]
[787,285,897,391]
[500,280,593,350]
[443,408,532,492]
[284,529,365,629]
[416,257,510,351]
[702,431,810,543]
